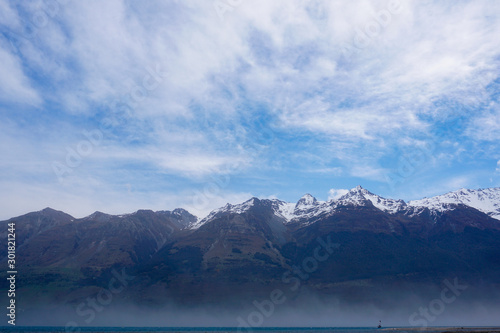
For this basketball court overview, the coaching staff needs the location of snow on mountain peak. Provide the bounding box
[337,186,370,203]
[296,193,318,208]
[336,186,406,213]
[188,187,500,230]
[189,198,259,229]
[409,187,500,220]
[291,193,324,220]
[222,197,258,214]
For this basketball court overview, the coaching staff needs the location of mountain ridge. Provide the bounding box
[7,186,500,229]
[1,186,500,319]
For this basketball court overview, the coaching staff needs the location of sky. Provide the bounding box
[1,0,500,220]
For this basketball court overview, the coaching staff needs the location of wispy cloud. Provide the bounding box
[0,41,41,105]
[1,0,500,219]
[328,188,349,201]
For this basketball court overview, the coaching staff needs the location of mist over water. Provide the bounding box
[17,289,500,328]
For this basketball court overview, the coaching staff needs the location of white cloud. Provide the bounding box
[0,43,42,105]
[154,152,249,178]
[269,0,500,142]
[279,99,425,140]
[7,0,500,138]
[348,165,388,181]
[328,188,349,201]
[2,0,500,219]
[444,175,473,190]
[0,0,20,28]
[466,106,500,141]
[306,167,342,175]
[496,160,500,174]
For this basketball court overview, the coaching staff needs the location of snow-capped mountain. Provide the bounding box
[286,193,329,221]
[189,198,261,229]
[190,186,500,230]
[334,185,407,214]
[189,185,410,230]
[190,194,331,229]
[295,193,318,209]
[408,187,500,220]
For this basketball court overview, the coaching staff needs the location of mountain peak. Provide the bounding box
[339,185,371,200]
[349,185,369,194]
[38,207,73,216]
[409,187,500,220]
[192,197,260,229]
[26,207,75,223]
[337,187,370,204]
[336,187,406,213]
[296,193,318,207]
[186,186,500,230]
[84,211,113,222]
[172,208,190,215]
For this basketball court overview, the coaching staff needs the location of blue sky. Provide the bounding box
[1,0,500,219]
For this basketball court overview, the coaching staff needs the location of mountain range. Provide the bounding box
[1,186,500,325]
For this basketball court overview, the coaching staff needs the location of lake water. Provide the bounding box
[0,327,406,333]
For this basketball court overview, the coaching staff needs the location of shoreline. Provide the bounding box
[381,328,500,333]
